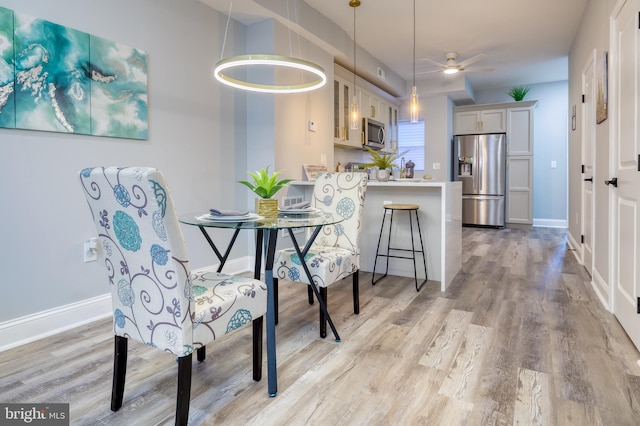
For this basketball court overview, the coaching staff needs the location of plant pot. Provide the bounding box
[376,168,390,182]
[256,198,278,218]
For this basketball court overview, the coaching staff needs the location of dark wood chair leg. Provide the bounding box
[252,316,263,381]
[319,287,327,338]
[308,286,314,305]
[196,346,206,362]
[352,270,360,314]
[273,278,279,325]
[111,335,127,412]
[176,354,192,426]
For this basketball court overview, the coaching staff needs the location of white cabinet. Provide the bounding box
[507,107,533,155]
[506,156,533,224]
[333,76,362,149]
[454,109,506,134]
[333,64,399,151]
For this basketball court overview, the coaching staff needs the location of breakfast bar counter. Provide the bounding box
[288,180,462,291]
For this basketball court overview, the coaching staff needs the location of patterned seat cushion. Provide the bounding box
[191,267,267,345]
[275,245,357,288]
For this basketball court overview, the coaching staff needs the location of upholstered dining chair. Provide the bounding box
[79,166,267,426]
[273,172,368,337]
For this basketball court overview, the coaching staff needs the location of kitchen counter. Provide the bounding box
[287,180,462,290]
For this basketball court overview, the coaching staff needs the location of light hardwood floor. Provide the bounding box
[2,227,640,425]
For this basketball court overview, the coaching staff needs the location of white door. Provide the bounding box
[612,0,640,349]
[582,51,596,277]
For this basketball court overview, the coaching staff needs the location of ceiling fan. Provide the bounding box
[417,52,493,75]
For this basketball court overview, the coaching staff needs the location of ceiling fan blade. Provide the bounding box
[414,68,443,75]
[421,57,447,68]
[457,53,487,68]
[461,67,494,73]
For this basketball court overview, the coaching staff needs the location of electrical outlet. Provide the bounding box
[84,238,98,262]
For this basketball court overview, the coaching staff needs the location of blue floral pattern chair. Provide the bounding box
[79,166,267,426]
[274,172,367,337]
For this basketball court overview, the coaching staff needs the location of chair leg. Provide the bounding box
[252,317,263,381]
[176,354,192,426]
[196,346,206,362]
[352,270,360,314]
[273,278,279,325]
[307,286,314,305]
[111,335,127,412]
[319,287,327,338]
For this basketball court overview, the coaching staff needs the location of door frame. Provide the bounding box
[581,49,597,277]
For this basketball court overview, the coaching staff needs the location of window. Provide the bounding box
[398,120,425,171]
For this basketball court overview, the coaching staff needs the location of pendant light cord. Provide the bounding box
[413,0,416,88]
[220,1,233,61]
[353,5,357,88]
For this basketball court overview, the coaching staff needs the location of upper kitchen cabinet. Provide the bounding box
[334,64,399,150]
[333,75,361,149]
[454,108,506,134]
[507,105,535,155]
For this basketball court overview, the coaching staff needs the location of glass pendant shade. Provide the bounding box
[350,95,360,130]
[410,86,419,123]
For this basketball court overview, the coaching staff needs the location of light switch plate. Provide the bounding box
[433,163,441,170]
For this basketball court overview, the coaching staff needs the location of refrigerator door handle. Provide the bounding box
[462,195,503,200]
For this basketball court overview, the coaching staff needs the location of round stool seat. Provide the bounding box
[383,204,419,210]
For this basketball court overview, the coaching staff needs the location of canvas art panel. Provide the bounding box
[596,51,608,124]
[0,7,15,128]
[0,6,148,140]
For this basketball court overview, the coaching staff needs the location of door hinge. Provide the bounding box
[582,94,585,103]
[638,154,640,171]
[637,297,640,314]
[581,164,585,173]
[581,234,584,244]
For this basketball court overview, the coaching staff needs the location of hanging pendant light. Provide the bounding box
[410,0,419,123]
[214,1,327,94]
[349,0,360,130]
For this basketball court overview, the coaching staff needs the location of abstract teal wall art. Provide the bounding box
[0,7,15,128]
[14,12,91,134]
[0,7,148,140]
[89,36,148,140]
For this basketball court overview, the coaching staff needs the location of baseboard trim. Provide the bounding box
[0,256,254,352]
[533,218,568,228]
[566,232,582,263]
[0,294,112,352]
[591,267,611,312]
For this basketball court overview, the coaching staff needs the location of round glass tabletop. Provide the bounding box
[179,211,343,230]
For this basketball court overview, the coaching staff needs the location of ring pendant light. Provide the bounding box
[214,1,327,94]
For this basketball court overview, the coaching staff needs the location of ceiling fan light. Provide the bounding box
[444,67,459,75]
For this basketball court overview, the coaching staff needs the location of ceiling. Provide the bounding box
[305,0,588,90]
[201,0,588,93]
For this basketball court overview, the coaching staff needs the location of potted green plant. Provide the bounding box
[362,147,408,181]
[239,166,293,217]
[507,86,530,101]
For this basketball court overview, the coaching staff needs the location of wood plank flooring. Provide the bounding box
[2,227,640,425]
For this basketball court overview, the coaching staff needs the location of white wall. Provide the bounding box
[0,0,249,322]
[475,81,569,225]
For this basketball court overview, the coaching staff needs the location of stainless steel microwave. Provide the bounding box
[362,118,385,150]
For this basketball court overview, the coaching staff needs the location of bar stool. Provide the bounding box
[372,204,427,291]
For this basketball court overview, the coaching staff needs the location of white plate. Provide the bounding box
[279,207,319,214]
[197,213,264,222]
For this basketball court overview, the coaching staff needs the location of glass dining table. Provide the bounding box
[179,211,344,397]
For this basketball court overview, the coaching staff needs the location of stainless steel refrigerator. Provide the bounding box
[453,133,506,227]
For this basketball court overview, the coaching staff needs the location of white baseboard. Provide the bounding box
[0,256,254,352]
[591,267,611,312]
[0,294,112,352]
[533,218,568,228]
[566,232,582,263]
